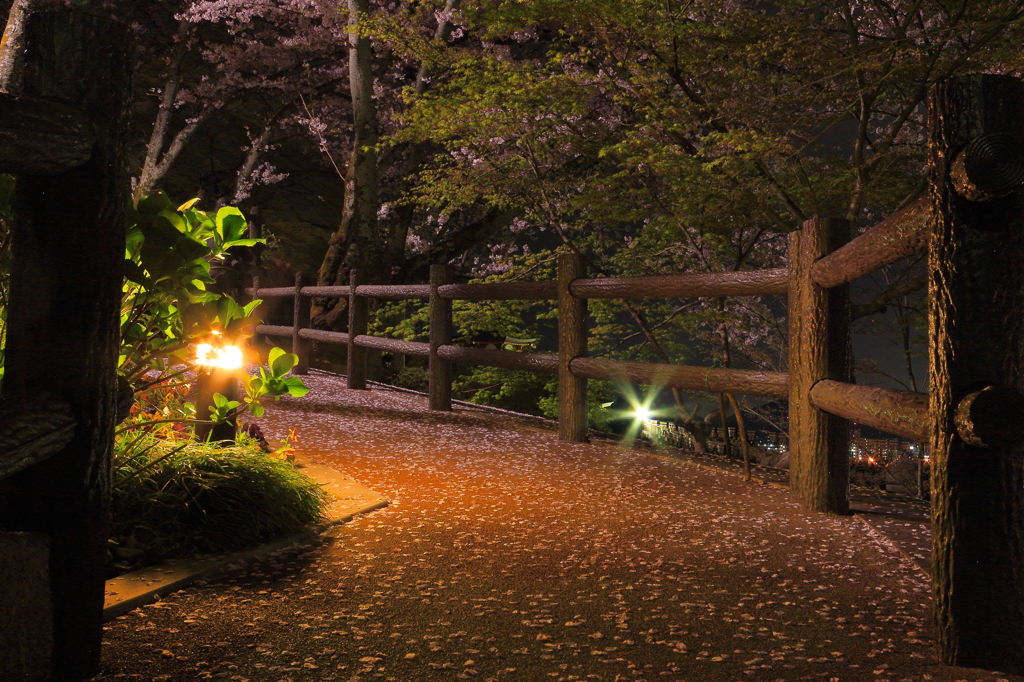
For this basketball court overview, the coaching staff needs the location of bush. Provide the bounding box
[110,433,329,565]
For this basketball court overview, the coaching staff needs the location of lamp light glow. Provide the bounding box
[634,406,651,422]
[196,342,243,370]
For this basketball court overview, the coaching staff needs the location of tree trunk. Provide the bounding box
[0,10,131,680]
[0,0,32,93]
[314,0,380,329]
[928,74,1024,673]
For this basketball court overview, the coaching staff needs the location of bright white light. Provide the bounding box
[196,343,243,370]
[634,407,651,422]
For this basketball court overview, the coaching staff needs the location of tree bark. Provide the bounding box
[0,9,132,680]
[0,0,32,93]
[132,19,200,204]
[928,74,1024,672]
[0,93,95,175]
[314,0,381,329]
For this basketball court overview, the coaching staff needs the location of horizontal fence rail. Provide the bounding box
[569,357,789,399]
[299,285,350,298]
[355,284,431,300]
[248,286,296,298]
[354,335,430,357]
[254,324,292,338]
[297,328,350,345]
[811,196,930,290]
[437,346,559,373]
[808,379,929,442]
[438,281,557,301]
[570,269,790,299]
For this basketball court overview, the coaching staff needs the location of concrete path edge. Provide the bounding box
[102,459,388,622]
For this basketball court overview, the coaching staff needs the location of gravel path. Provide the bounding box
[94,373,1022,682]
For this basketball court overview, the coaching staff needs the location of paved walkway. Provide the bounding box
[93,372,1021,682]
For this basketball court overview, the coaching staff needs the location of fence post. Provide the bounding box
[429,264,453,411]
[347,269,368,390]
[787,216,851,514]
[292,272,310,375]
[928,74,1024,671]
[558,252,588,442]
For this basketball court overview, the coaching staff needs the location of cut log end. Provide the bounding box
[954,385,1024,449]
[950,132,1024,202]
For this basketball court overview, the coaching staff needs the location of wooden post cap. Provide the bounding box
[954,384,1024,448]
[950,132,1024,202]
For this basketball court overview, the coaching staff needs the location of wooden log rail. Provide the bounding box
[438,345,558,373]
[354,335,430,357]
[569,357,789,399]
[570,268,789,299]
[247,284,428,300]
[247,263,796,442]
[251,268,792,303]
[297,328,349,345]
[808,380,929,442]
[246,286,295,298]
[300,285,350,298]
[254,324,292,338]
[438,281,557,300]
[357,284,430,300]
[810,196,931,290]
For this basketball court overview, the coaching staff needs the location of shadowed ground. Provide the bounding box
[93,372,1022,682]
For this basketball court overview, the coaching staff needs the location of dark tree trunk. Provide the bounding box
[928,74,1024,672]
[788,217,852,514]
[0,10,132,680]
[313,0,381,330]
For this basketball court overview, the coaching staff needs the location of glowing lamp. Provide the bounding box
[634,407,651,422]
[194,337,241,443]
[196,342,243,369]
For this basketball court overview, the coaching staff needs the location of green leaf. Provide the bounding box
[215,207,248,243]
[283,377,310,398]
[157,209,188,234]
[242,299,262,317]
[227,238,264,248]
[270,349,297,378]
[137,192,173,216]
[123,259,151,286]
[138,214,184,250]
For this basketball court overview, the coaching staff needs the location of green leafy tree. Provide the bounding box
[386,0,1024,437]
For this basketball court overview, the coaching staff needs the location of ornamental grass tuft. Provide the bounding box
[110,433,329,561]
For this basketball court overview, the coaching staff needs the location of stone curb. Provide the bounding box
[102,460,388,621]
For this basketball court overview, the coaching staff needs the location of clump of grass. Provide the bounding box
[111,432,329,560]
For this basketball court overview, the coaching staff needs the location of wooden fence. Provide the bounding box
[247,207,928,513]
[245,75,1024,671]
[247,258,794,445]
